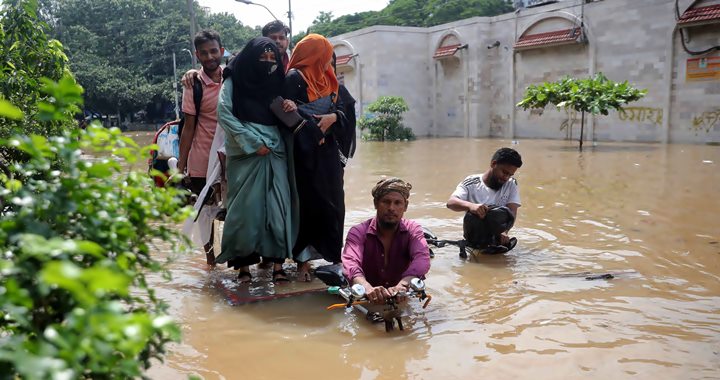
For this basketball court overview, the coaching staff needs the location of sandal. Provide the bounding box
[272,269,290,283]
[480,245,509,255]
[506,237,518,252]
[237,271,252,284]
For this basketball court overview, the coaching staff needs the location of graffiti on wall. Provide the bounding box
[490,114,505,137]
[560,108,578,140]
[691,109,720,134]
[618,107,663,126]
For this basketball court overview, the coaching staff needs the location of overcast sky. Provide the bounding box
[197,0,390,36]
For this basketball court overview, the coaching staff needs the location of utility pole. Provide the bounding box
[187,0,197,68]
[287,0,293,49]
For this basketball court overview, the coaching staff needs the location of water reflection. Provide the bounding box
[140,136,720,379]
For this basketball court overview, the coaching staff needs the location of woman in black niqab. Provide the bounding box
[215,36,299,284]
[223,37,284,125]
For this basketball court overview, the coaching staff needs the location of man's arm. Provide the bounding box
[446,177,490,218]
[386,223,431,303]
[178,83,199,175]
[447,196,489,218]
[399,222,431,282]
[342,225,392,305]
[177,114,196,175]
[341,226,365,282]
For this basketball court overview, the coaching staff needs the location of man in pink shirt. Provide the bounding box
[342,178,431,305]
[178,30,223,193]
[178,30,224,265]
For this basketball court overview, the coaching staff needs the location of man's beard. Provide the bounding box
[378,219,399,230]
[486,174,503,191]
[202,58,221,71]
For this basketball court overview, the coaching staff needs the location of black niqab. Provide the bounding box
[331,53,357,159]
[223,37,284,125]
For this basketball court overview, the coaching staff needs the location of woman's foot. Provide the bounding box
[204,245,216,267]
[297,261,312,282]
[237,266,252,283]
[272,264,290,283]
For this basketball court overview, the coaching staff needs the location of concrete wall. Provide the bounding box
[330,0,720,144]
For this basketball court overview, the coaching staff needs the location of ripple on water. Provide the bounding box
[134,136,720,378]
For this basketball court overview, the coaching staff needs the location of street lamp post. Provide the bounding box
[235,0,279,21]
[287,0,293,48]
[182,48,193,68]
[172,52,179,120]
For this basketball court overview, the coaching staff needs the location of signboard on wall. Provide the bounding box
[686,55,720,82]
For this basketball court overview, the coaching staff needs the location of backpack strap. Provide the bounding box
[177,76,204,138]
[192,76,203,125]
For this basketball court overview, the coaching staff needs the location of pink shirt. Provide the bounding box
[181,66,222,177]
[342,218,431,288]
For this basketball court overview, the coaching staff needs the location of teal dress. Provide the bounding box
[215,78,298,267]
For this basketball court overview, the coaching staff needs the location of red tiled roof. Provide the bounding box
[335,54,353,66]
[514,27,582,50]
[678,4,720,26]
[433,43,461,59]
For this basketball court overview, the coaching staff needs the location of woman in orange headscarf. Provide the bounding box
[283,34,349,281]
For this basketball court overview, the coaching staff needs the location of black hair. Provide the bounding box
[491,147,523,168]
[262,20,289,37]
[194,30,222,49]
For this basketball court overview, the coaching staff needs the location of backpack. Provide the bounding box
[148,77,203,187]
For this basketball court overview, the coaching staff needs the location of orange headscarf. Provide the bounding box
[288,34,339,102]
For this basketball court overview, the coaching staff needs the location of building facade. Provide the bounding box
[330,0,720,144]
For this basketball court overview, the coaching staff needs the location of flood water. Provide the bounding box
[134,132,720,380]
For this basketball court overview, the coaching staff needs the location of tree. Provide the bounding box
[0,0,75,147]
[358,96,414,141]
[516,73,647,150]
[197,11,259,55]
[40,0,258,121]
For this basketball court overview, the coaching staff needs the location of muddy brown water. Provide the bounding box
[131,132,720,379]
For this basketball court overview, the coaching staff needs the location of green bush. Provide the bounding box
[358,95,414,141]
[0,74,191,378]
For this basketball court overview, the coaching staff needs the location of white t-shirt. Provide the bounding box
[451,174,521,207]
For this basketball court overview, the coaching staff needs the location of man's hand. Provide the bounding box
[364,285,392,305]
[256,145,270,156]
[470,203,489,218]
[181,69,200,88]
[313,113,337,133]
[388,282,409,304]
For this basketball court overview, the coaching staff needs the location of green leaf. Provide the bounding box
[0,99,23,120]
